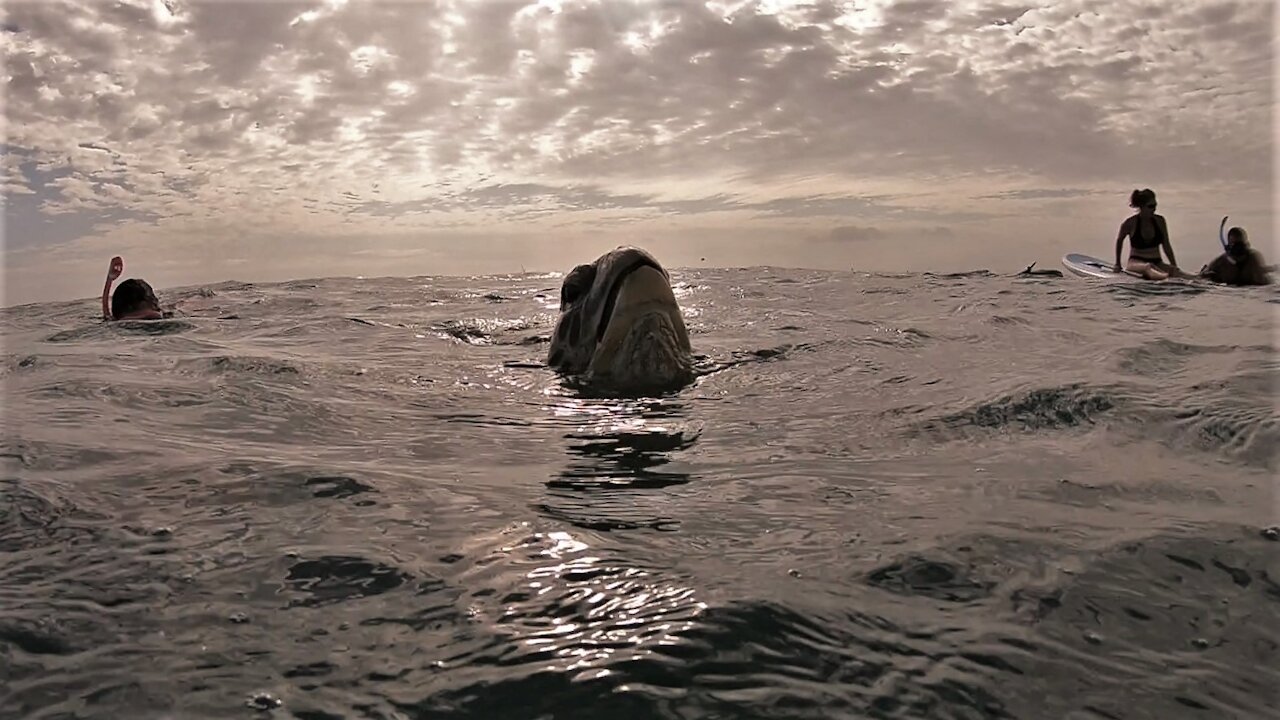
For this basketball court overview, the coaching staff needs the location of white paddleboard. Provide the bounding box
[1061,253,1143,280]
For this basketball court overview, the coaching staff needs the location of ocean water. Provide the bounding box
[2,265,1278,720]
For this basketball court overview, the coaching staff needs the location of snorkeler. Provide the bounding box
[1112,189,1195,280]
[102,256,165,321]
[1199,227,1273,286]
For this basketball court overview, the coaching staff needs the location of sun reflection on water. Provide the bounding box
[481,528,707,676]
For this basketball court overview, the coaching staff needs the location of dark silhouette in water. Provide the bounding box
[1199,227,1272,286]
[101,256,165,320]
[548,246,695,394]
[1017,262,1062,278]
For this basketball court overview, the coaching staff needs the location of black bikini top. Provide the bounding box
[1130,214,1164,250]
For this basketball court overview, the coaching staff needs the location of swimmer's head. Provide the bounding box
[1129,188,1157,212]
[111,278,162,320]
[1226,227,1249,258]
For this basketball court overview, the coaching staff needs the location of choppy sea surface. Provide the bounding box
[2,265,1278,720]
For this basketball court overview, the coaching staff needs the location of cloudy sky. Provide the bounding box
[2,0,1274,305]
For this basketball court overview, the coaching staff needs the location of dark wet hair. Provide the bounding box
[111,278,160,319]
[1226,226,1246,243]
[1129,188,1157,209]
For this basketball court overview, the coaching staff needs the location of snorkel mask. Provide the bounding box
[1226,227,1249,260]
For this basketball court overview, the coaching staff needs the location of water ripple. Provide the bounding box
[2,268,1275,719]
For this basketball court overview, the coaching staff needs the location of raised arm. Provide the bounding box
[102,256,123,320]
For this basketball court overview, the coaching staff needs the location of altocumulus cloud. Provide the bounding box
[0,0,1272,304]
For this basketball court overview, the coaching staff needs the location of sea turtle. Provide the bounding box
[547,246,695,393]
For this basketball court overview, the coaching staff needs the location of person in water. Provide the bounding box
[102,256,165,320]
[1112,189,1194,280]
[1199,227,1272,286]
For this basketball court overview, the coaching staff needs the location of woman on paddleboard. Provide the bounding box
[1112,189,1195,280]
